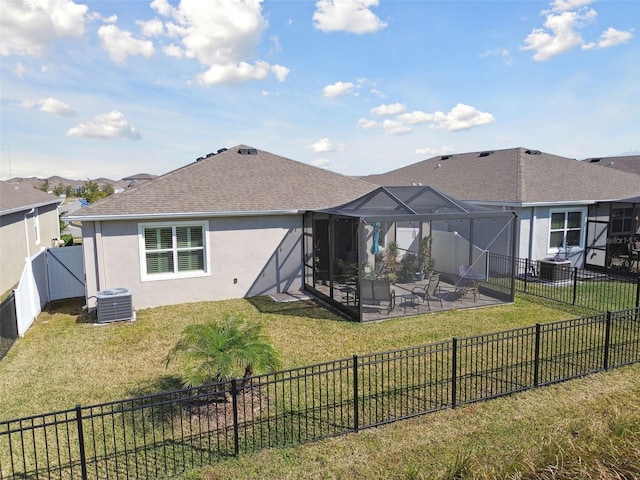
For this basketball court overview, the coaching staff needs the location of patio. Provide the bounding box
[304,186,518,322]
[314,275,508,322]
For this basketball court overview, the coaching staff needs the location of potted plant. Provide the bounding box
[420,235,435,277]
[399,253,417,282]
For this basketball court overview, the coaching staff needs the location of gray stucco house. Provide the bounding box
[68,146,377,311]
[0,182,62,295]
[362,148,640,270]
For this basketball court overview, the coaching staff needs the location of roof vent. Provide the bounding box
[525,149,541,155]
[478,151,494,157]
[440,155,452,160]
[206,152,215,158]
[196,156,205,161]
[217,148,227,154]
[238,148,258,155]
[589,158,602,163]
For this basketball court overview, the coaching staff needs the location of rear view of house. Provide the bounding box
[67,146,377,312]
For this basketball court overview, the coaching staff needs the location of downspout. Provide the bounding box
[528,207,536,260]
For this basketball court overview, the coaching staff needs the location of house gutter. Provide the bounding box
[1,199,62,217]
[65,209,302,222]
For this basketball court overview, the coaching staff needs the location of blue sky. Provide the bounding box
[1,0,638,181]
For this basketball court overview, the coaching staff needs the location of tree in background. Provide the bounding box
[80,180,114,204]
[38,179,51,192]
[165,314,282,391]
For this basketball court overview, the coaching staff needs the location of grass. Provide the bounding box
[1,294,638,479]
[0,295,581,420]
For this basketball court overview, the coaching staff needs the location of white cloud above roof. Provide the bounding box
[521,0,632,61]
[66,110,141,140]
[313,0,387,34]
[306,138,344,153]
[1,0,88,56]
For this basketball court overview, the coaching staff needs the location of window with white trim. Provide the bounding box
[549,210,583,250]
[139,221,209,280]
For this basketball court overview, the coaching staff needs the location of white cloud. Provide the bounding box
[19,97,76,117]
[163,43,185,58]
[371,103,406,116]
[313,0,387,34]
[415,146,455,156]
[521,1,630,61]
[397,110,433,125]
[198,61,288,86]
[583,27,633,50]
[98,25,155,63]
[1,0,88,56]
[381,119,411,135]
[67,110,141,140]
[137,18,164,37]
[429,103,495,131]
[357,118,377,129]
[323,81,354,97]
[150,0,287,85]
[306,138,345,153]
[521,8,595,61]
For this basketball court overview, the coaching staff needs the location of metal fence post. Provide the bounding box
[353,355,359,433]
[524,258,529,293]
[451,337,457,409]
[231,379,239,457]
[572,267,578,305]
[603,311,612,371]
[75,405,88,480]
[534,323,541,388]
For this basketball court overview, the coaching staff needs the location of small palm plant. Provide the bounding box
[165,313,282,391]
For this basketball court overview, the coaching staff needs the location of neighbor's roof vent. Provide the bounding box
[440,155,452,160]
[478,151,494,157]
[217,148,227,154]
[238,148,258,155]
[589,158,602,163]
[196,156,205,161]
[525,149,541,155]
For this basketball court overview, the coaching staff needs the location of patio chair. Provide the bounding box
[360,279,396,314]
[411,273,443,311]
[455,265,479,302]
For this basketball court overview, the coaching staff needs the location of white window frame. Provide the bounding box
[548,208,586,255]
[138,220,210,282]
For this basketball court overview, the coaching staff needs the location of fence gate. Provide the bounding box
[46,245,85,300]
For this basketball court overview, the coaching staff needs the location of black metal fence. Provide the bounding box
[0,292,18,361]
[487,253,640,312]
[2,307,639,480]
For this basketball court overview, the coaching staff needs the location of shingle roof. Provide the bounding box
[361,148,640,205]
[583,155,640,176]
[69,145,378,219]
[0,181,61,215]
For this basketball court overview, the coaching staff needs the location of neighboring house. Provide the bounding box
[583,154,640,175]
[67,145,377,311]
[0,182,62,295]
[361,148,640,269]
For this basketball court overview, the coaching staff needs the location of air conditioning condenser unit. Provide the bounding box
[96,288,134,323]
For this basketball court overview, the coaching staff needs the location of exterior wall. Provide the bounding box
[0,204,60,295]
[82,215,303,310]
[517,205,588,267]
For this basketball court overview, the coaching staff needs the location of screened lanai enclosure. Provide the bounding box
[585,196,640,276]
[303,186,518,322]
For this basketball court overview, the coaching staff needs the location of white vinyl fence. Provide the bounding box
[13,246,85,336]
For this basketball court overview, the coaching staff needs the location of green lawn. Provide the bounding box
[1,294,638,479]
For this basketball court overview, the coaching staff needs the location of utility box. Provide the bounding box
[539,259,571,282]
